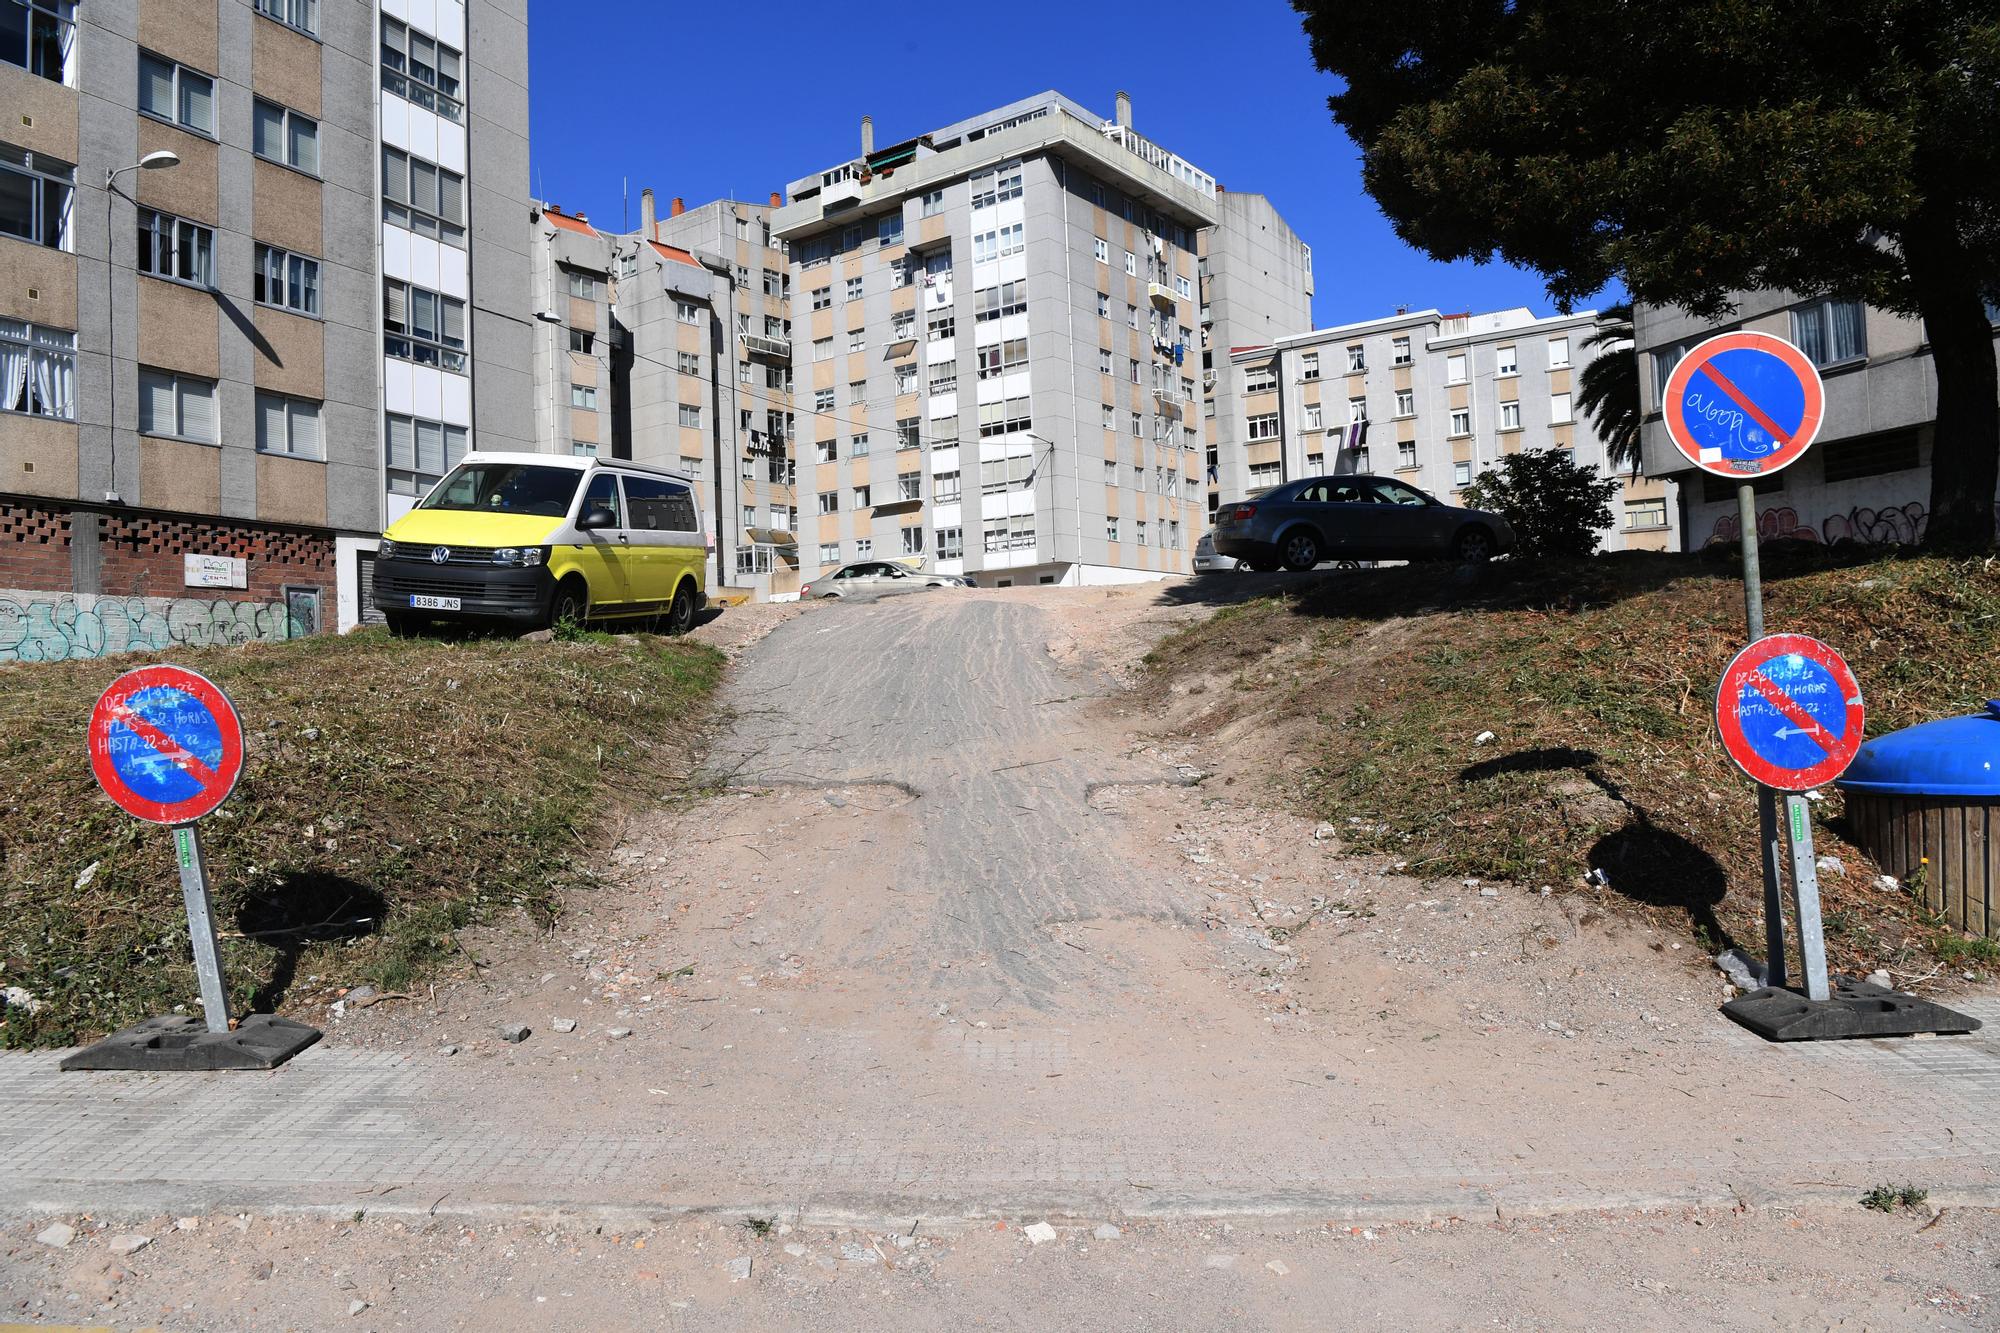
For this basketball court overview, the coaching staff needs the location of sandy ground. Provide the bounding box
[7,578,1999,1329]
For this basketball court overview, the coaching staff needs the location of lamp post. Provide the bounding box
[102,149,180,504]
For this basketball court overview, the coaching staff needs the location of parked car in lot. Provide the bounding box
[800,560,973,598]
[1212,475,1515,571]
[372,453,707,633]
[1192,530,1242,572]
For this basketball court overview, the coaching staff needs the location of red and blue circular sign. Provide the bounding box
[1715,634,1864,791]
[88,665,244,825]
[1664,332,1825,478]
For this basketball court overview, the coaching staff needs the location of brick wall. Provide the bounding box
[0,495,334,603]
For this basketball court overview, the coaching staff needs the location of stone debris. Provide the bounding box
[1022,1221,1058,1245]
[107,1233,152,1255]
[438,1044,461,1056]
[1815,854,1846,878]
[783,1242,808,1258]
[1,985,42,1014]
[607,1027,633,1039]
[551,1018,578,1033]
[349,1299,369,1316]
[74,860,100,891]
[1092,1223,1122,1241]
[1867,969,1894,991]
[498,1023,531,1043]
[174,1217,201,1231]
[1266,1259,1290,1275]
[1714,948,1766,992]
[726,1256,752,1281]
[839,1242,878,1264]
[1478,886,1500,899]
[34,1223,75,1249]
[1473,730,1497,746]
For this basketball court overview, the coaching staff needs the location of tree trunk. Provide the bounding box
[1912,256,2000,552]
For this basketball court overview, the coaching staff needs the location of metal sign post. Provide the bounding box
[63,664,321,1072]
[1735,483,1789,991]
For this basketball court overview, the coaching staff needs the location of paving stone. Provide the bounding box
[34,1223,74,1249]
[107,1233,152,1255]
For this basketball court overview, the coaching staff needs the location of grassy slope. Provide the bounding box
[1146,550,2000,984]
[0,629,722,1047]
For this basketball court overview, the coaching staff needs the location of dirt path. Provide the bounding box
[6,581,2000,1327]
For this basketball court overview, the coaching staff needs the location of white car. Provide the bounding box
[801,560,974,598]
[1192,531,1242,573]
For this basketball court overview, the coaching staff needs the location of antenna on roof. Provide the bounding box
[622,176,629,234]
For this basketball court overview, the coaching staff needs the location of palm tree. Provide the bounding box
[1577,303,1641,474]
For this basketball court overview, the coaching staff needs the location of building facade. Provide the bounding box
[1197,190,1314,524]
[1637,292,1999,550]
[770,91,1217,587]
[1221,307,1674,552]
[0,0,530,658]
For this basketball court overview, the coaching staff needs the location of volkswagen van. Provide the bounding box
[372,453,708,634]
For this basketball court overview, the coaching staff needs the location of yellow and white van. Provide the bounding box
[372,453,707,634]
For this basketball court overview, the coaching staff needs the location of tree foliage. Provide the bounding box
[1576,304,1640,473]
[1460,449,1620,559]
[1292,0,2000,549]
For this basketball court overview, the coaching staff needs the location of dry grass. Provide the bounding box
[0,628,723,1047]
[1146,549,2000,987]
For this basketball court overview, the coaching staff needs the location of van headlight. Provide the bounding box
[378,539,402,559]
[491,547,546,567]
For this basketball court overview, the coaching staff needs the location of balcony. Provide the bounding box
[1152,389,1183,422]
[741,332,791,360]
[1147,283,1176,311]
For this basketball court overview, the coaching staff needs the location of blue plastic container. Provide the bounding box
[1838,701,2000,797]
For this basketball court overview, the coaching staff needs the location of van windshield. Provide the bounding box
[419,463,580,517]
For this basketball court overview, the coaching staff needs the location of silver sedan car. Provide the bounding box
[800,560,974,599]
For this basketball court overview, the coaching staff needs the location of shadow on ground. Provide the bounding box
[235,874,386,1012]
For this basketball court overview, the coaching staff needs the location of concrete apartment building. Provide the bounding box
[1636,293,2000,549]
[0,0,530,659]
[770,91,1216,587]
[1221,307,1675,552]
[526,191,801,600]
[1197,191,1315,523]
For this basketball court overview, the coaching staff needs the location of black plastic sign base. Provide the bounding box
[60,1014,322,1071]
[1723,977,1983,1042]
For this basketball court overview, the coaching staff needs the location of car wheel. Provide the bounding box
[384,611,421,637]
[1280,528,1323,572]
[1247,556,1281,573]
[1453,526,1495,564]
[547,577,590,629]
[664,581,696,636]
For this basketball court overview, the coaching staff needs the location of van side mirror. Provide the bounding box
[578,506,617,531]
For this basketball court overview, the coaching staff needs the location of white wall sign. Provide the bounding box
[184,554,248,590]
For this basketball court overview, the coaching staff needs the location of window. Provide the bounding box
[879,213,904,245]
[0,318,73,418]
[1123,250,1137,276]
[676,300,700,325]
[899,525,925,556]
[812,386,834,412]
[1547,336,1570,368]
[1500,400,1522,431]
[817,490,838,516]
[1396,440,1418,468]
[254,242,319,315]
[853,484,872,508]
[891,311,915,339]
[1624,497,1668,530]
[138,368,215,443]
[854,538,873,558]
[972,223,1024,263]
[1349,396,1368,423]
[681,454,703,473]
[815,438,838,463]
[1093,237,1108,264]
[928,525,960,560]
[571,383,597,409]
[933,469,961,501]
[1550,391,1573,425]
[818,542,842,565]
[674,349,699,373]
[1346,344,1366,372]
[1303,405,1323,431]
[1305,451,1324,472]
[1394,388,1415,417]
[1446,352,1467,384]
[139,53,214,136]
[1246,413,1279,441]
[1792,298,1867,367]
[974,338,1027,381]
[1135,519,1147,546]
[928,359,958,394]
[850,432,870,456]
[976,396,1031,438]
[254,0,317,36]
[384,413,466,495]
[137,210,214,288]
[1821,427,1921,482]
[255,391,321,458]
[1243,364,1277,393]
[927,311,955,343]
[1096,292,1110,318]
[1496,344,1518,376]
[983,514,1036,551]
[1131,412,1142,437]
[679,403,702,428]
[566,270,597,298]
[1647,339,1697,411]
[382,147,463,244]
[846,275,864,301]
[896,417,921,449]
[1106,517,1120,542]
[1249,461,1281,486]
[849,330,868,353]
[895,366,918,394]
[810,286,832,312]
[1301,351,1319,382]
[383,279,467,371]
[380,16,464,123]
[0,144,71,249]
[254,99,319,175]
[809,338,833,364]
[1449,407,1471,436]
[921,188,946,217]
[3,0,75,83]
[1175,274,1193,299]
[1453,460,1472,488]
[974,280,1027,323]
[897,471,922,502]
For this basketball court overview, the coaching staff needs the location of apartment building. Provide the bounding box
[1197,190,1314,522]
[1637,292,1999,549]
[526,191,800,600]
[0,0,530,659]
[1223,307,1674,552]
[770,91,1216,587]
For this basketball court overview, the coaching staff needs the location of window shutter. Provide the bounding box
[253,100,281,159]
[178,378,215,443]
[414,419,443,473]
[382,148,408,204]
[290,400,320,457]
[255,391,284,452]
[181,72,214,135]
[139,55,173,119]
[440,298,465,346]
[383,279,406,328]
[438,171,463,224]
[443,424,467,469]
[411,158,437,213]
[138,370,172,434]
[385,414,413,468]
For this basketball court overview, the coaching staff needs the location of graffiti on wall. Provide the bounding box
[0,591,304,664]
[1705,501,1930,549]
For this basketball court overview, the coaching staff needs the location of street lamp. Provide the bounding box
[103,149,180,504]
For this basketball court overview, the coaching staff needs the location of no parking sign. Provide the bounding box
[87,665,244,824]
[1663,331,1825,479]
[1715,634,1865,793]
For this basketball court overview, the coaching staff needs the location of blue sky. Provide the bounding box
[525,0,1607,330]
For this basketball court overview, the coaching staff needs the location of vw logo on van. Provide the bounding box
[430,546,450,565]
